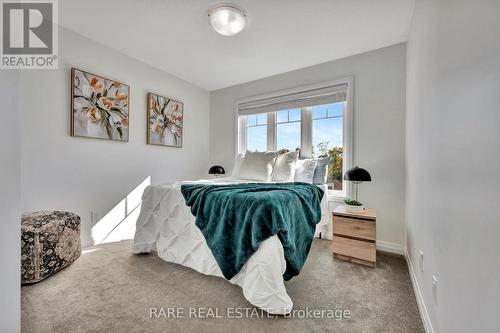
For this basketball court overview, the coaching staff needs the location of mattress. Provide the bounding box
[132,177,330,314]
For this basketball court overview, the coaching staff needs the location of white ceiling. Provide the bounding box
[60,0,414,91]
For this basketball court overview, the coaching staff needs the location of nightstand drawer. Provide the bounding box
[333,216,375,241]
[332,236,376,263]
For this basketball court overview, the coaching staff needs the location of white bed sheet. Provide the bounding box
[132,177,330,314]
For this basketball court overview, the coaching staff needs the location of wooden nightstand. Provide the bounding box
[332,206,376,267]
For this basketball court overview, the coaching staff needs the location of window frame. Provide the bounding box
[236,77,354,200]
[242,114,268,152]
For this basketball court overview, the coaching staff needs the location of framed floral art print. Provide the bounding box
[71,68,130,142]
[147,92,183,147]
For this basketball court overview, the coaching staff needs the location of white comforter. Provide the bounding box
[132,177,330,314]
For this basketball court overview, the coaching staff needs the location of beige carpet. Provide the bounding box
[22,239,424,333]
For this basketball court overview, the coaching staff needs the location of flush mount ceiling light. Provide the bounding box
[208,4,246,36]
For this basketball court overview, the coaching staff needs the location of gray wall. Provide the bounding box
[20,28,211,247]
[406,0,500,331]
[210,44,407,248]
[0,72,21,332]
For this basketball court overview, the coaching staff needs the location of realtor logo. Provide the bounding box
[1,0,58,69]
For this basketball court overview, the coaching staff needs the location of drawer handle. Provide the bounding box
[353,226,361,230]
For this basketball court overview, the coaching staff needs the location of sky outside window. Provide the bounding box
[246,114,267,151]
[276,109,301,151]
[312,102,344,156]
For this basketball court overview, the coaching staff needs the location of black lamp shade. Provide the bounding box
[208,165,225,175]
[343,166,371,182]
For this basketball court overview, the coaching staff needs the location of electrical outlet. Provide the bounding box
[419,250,424,273]
[432,275,438,304]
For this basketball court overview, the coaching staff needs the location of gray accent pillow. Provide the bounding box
[312,157,331,184]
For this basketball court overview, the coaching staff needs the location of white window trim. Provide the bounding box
[234,77,354,201]
[267,112,275,151]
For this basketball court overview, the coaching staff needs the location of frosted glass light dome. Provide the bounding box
[208,4,246,36]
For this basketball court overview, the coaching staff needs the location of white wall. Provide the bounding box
[0,72,21,332]
[210,44,407,249]
[406,1,500,332]
[20,28,210,247]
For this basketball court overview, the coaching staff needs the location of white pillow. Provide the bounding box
[231,154,245,177]
[294,158,317,183]
[237,151,279,181]
[271,151,299,182]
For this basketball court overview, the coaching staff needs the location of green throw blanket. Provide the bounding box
[181,182,324,281]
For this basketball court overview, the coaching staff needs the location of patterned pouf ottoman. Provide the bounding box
[21,211,81,284]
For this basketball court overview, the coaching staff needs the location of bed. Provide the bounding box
[132,177,330,315]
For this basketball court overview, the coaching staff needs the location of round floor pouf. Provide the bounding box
[21,211,81,284]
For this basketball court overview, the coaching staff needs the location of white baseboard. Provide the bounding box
[376,240,404,255]
[404,249,434,333]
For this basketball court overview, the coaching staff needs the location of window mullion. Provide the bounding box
[267,112,276,151]
[342,101,352,198]
[301,107,312,157]
[239,116,247,153]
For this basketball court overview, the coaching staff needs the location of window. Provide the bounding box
[246,113,267,151]
[237,79,352,197]
[276,109,301,151]
[312,103,344,191]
